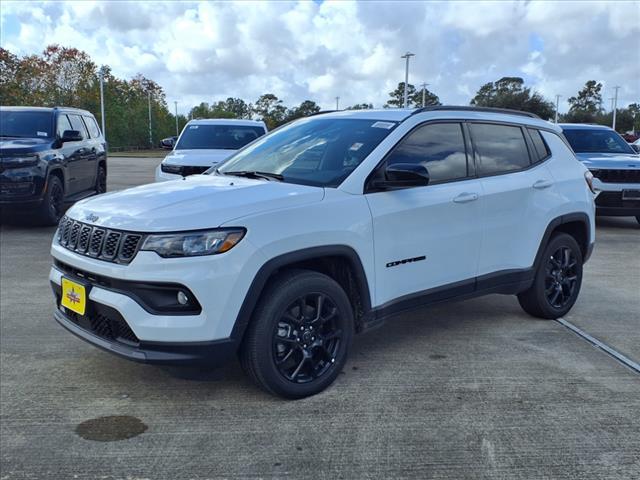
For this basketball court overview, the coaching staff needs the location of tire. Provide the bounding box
[95,164,107,194]
[635,215,640,225]
[518,233,583,319]
[240,269,354,399]
[37,175,65,225]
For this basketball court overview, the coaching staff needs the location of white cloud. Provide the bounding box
[0,0,638,114]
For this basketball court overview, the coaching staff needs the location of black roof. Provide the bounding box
[0,106,94,115]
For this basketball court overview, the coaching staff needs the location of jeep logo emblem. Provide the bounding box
[85,213,99,223]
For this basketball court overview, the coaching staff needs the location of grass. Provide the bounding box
[108,149,168,158]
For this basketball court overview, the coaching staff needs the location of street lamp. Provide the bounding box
[98,66,106,139]
[612,86,620,131]
[554,94,561,123]
[147,90,153,148]
[401,52,415,108]
[420,83,430,107]
[174,101,179,136]
[335,96,340,110]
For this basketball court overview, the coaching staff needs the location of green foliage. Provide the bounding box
[384,82,441,108]
[566,80,603,121]
[470,76,555,119]
[346,103,374,110]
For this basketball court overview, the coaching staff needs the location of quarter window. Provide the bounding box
[528,128,550,162]
[83,116,101,139]
[384,123,469,183]
[68,114,88,139]
[470,123,530,175]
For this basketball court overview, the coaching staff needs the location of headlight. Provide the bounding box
[0,155,39,168]
[140,228,246,258]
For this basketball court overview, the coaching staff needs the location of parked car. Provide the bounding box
[160,136,178,150]
[561,124,640,223]
[155,119,267,181]
[51,106,595,398]
[1,106,107,224]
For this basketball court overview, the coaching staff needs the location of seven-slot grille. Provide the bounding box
[591,169,640,184]
[57,216,143,264]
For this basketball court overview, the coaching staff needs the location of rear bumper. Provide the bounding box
[54,308,237,365]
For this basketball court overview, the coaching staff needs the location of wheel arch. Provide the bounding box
[47,167,65,193]
[231,245,372,345]
[534,212,592,269]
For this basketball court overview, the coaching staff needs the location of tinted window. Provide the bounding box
[176,124,266,150]
[68,114,88,139]
[385,123,468,183]
[0,110,53,138]
[83,116,101,138]
[470,123,530,175]
[217,118,396,187]
[56,114,72,137]
[562,128,635,154]
[528,128,550,161]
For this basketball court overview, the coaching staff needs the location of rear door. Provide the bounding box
[56,114,83,195]
[365,122,482,306]
[67,114,94,191]
[471,122,555,276]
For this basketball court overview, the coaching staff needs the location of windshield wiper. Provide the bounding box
[223,170,283,181]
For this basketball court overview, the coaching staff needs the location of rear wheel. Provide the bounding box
[95,164,107,194]
[240,269,354,399]
[518,233,583,319]
[37,175,64,225]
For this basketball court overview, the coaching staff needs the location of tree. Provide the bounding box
[566,80,603,121]
[471,77,554,119]
[384,82,441,108]
[253,93,288,129]
[284,100,321,122]
[346,103,374,110]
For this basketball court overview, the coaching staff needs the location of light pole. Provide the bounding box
[554,94,561,123]
[174,101,179,136]
[98,66,106,139]
[401,52,415,108]
[147,90,153,148]
[335,96,340,110]
[612,86,620,131]
[420,83,429,107]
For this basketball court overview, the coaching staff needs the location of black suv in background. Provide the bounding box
[0,106,107,225]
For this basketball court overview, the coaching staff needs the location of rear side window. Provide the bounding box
[56,114,72,137]
[384,122,469,183]
[68,114,88,140]
[528,128,550,162]
[83,116,101,139]
[470,123,530,175]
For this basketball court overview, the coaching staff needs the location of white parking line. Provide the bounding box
[556,317,640,374]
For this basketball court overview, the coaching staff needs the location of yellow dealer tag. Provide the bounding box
[61,278,87,315]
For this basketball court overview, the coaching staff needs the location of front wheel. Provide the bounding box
[518,233,583,319]
[37,175,65,225]
[95,164,107,194]
[240,269,354,399]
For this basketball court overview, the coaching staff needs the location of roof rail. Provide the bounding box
[411,105,540,119]
[310,110,339,116]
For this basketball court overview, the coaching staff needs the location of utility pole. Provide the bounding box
[148,91,153,148]
[98,66,106,139]
[420,83,429,107]
[401,52,415,108]
[609,97,615,112]
[335,96,340,110]
[554,94,561,123]
[174,101,179,136]
[612,86,620,131]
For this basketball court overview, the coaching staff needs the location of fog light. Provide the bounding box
[177,291,189,305]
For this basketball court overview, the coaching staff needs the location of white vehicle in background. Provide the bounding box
[155,119,267,182]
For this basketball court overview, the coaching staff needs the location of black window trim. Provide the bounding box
[55,113,73,139]
[67,113,89,140]
[364,119,475,193]
[525,127,552,164]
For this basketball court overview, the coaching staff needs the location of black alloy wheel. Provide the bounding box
[38,175,65,225]
[544,246,579,309]
[96,165,107,194]
[272,293,343,383]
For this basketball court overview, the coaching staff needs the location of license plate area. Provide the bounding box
[622,189,640,200]
[60,277,90,315]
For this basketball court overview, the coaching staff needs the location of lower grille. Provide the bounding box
[161,164,210,176]
[596,191,640,208]
[592,169,640,184]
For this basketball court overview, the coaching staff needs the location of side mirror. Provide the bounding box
[61,130,83,143]
[372,163,430,190]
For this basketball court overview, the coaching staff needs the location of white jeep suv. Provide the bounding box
[155,118,267,182]
[50,107,596,398]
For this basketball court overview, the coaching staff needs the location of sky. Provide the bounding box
[1,0,639,115]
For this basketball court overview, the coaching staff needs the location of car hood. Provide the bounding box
[0,137,52,154]
[66,174,324,231]
[162,149,236,167]
[575,152,640,169]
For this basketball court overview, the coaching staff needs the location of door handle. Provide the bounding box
[453,192,479,203]
[533,179,553,189]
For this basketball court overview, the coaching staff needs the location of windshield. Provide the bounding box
[175,124,266,150]
[0,110,53,139]
[563,128,635,154]
[216,117,398,187]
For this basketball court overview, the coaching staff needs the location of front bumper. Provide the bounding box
[0,168,46,206]
[592,178,640,217]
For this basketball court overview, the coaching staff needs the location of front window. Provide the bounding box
[563,129,635,154]
[175,124,266,150]
[0,110,53,139]
[216,117,398,187]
